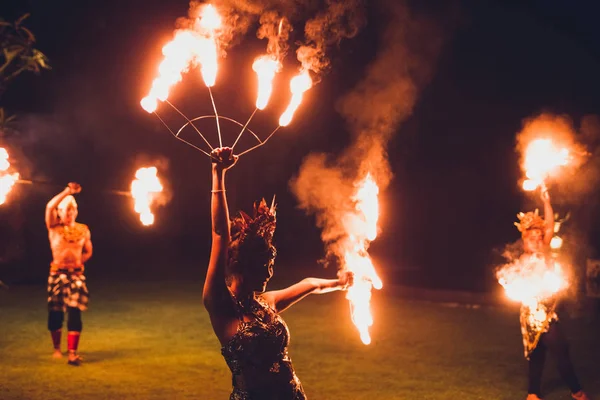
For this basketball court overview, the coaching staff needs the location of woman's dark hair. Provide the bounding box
[227,198,277,277]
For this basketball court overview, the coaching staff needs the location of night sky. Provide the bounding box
[1,0,600,291]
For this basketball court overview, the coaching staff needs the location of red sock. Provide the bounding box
[50,330,61,350]
[67,332,80,352]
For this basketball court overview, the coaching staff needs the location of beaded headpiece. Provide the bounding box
[514,209,545,235]
[231,197,276,243]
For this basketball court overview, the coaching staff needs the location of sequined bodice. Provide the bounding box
[221,294,306,399]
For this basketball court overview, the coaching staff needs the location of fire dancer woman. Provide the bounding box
[515,187,590,400]
[204,147,353,399]
[45,182,93,366]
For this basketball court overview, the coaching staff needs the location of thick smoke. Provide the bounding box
[515,112,600,202]
[296,0,366,74]
[256,11,292,61]
[175,0,366,76]
[291,0,448,265]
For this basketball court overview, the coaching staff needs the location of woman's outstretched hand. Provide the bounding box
[336,270,355,291]
[211,147,238,171]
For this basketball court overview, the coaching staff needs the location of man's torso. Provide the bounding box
[48,223,89,269]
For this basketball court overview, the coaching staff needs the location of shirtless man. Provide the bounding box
[45,182,93,366]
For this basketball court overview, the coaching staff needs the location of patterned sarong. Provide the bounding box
[47,270,89,311]
[520,300,558,359]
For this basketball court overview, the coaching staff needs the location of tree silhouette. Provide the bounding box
[0,13,50,135]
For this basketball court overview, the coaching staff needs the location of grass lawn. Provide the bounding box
[0,279,598,400]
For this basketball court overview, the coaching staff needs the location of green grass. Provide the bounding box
[0,280,598,400]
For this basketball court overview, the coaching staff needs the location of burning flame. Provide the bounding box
[0,147,20,205]
[253,56,280,110]
[550,236,563,250]
[344,173,383,345]
[130,167,163,226]
[497,254,567,329]
[522,139,570,191]
[197,4,221,88]
[279,70,313,127]
[141,4,222,112]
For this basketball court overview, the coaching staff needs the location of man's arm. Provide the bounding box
[45,188,70,229]
[45,183,81,229]
[82,227,92,263]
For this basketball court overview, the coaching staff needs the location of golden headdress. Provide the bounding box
[227,196,278,275]
[231,197,277,244]
[514,209,545,234]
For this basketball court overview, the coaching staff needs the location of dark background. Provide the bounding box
[1,0,600,291]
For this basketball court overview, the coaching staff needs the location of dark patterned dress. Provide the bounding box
[221,293,306,400]
[520,299,558,359]
[518,253,559,359]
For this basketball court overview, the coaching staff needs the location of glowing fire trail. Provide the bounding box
[0,147,20,205]
[497,254,567,330]
[197,4,223,148]
[521,139,570,191]
[236,69,311,157]
[232,56,281,150]
[140,4,223,149]
[131,167,163,226]
[253,56,280,111]
[279,70,313,127]
[343,173,383,345]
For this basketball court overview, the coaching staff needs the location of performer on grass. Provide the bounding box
[515,187,590,400]
[45,182,93,366]
[203,147,353,400]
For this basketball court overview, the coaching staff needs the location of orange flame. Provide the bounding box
[140,4,222,112]
[130,167,163,226]
[521,139,570,191]
[141,30,204,113]
[197,4,221,87]
[497,254,567,328]
[0,147,19,205]
[279,70,313,126]
[550,236,563,250]
[252,55,281,110]
[343,173,383,345]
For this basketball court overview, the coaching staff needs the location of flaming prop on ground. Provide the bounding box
[141,4,313,158]
[0,147,20,205]
[130,167,163,226]
[342,173,383,345]
[521,139,570,191]
[497,254,567,329]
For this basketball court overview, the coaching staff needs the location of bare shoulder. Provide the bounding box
[48,224,62,234]
[76,223,91,236]
[258,292,277,311]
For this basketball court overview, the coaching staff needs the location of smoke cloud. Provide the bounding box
[174,0,366,78]
[515,112,600,201]
[291,0,449,266]
[296,0,366,74]
[257,11,292,61]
